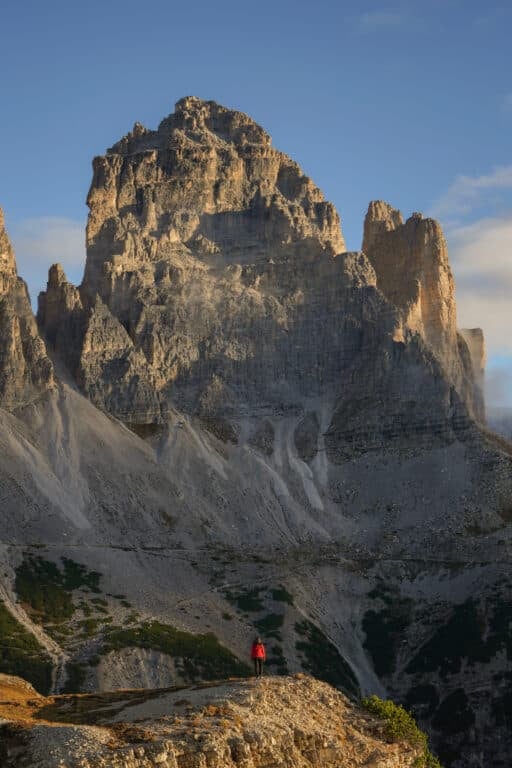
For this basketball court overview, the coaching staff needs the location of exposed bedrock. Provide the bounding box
[362,200,484,422]
[37,98,484,442]
[0,208,53,408]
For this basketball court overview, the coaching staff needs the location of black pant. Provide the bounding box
[254,658,264,676]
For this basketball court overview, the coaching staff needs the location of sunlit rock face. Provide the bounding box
[39,98,482,439]
[0,675,426,768]
[362,201,484,423]
[0,208,53,408]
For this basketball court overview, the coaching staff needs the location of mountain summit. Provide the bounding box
[38,97,482,440]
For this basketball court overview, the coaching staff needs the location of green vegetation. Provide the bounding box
[78,600,93,617]
[78,615,111,635]
[405,685,440,720]
[90,597,108,608]
[62,662,88,693]
[46,622,74,641]
[223,585,294,638]
[431,689,475,735]
[255,613,283,640]
[492,681,512,732]
[15,555,102,624]
[270,586,294,605]
[363,583,413,676]
[59,558,101,592]
[102,621,250,681]
[0,601,53,694]
[224,587,265,612]
[267,644,288,675]
[362,695,442,768]
[406,597,512,679]
[295,619,360,699]
[16,558,73,622]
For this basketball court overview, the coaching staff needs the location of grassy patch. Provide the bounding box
[295,620,359,699]
[102,621,250,681]
[363,584,413,677]
[79,618,102,637]
[431,689,475,735]
[224,587,265,613]
[362,695,442,767]
[405,597,512,679]
[267,644,288,675]
[62,662,88,694]
[91,598,108,608]
[405,685,440,720]
[270,587,294,606]
[492,686,512,731]
[255,613,283,640]
[78,601,93,617]
[60,558,101,592]
[46,622,74,641]
[0,601,53,694]
[15,556,102,624]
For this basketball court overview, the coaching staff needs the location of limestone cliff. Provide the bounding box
[39,98,482,442]
[84,96,345,298]
[0,209,53,408]
[362,201,484,422]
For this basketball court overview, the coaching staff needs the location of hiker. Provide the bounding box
[251,636,266,676]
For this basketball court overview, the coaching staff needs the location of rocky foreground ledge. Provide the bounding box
[0,673,424,768]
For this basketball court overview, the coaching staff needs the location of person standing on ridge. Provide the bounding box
[251,636,266,676]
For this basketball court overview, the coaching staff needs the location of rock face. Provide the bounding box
[0,674,425,768]
[362,201,484,422]
[0,209,53,408]
[39,97,362,421]
[39,98,482,442]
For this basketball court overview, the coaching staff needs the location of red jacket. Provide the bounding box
[251,642,266,660]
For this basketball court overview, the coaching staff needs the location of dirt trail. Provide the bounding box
[0,581,69,694]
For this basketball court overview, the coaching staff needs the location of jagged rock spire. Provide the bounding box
[0,208,53,407]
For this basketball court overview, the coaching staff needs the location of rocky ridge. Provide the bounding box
[0,209,53,408]
[0,673,425,768]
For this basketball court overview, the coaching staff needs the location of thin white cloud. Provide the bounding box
[10,216,85,306]
[430,165,512,219]
[448,214,512,359]
[357,9,405,30]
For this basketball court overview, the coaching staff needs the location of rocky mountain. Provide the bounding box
[0,98,511,768]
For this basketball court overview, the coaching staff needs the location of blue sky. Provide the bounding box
[1,0,511,404]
